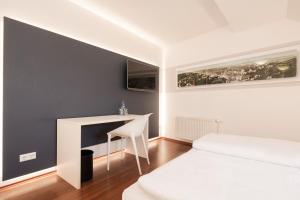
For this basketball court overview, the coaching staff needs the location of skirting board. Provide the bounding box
[0,137,182,188]
[84,137,160,158]
[161,136,192,146]
[161,135,192,143]
[82,139,124,158]
[0,139,123,188]
[0,167,56,188]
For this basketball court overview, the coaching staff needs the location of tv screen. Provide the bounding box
[127,59,158,92]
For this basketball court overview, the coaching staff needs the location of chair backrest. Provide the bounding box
[143,113,153,122]
[130,113,153,136]
[112,113,153,137]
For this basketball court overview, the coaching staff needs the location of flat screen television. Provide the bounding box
[127,59,158,92]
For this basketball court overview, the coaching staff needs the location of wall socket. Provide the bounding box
[19,152,36,162]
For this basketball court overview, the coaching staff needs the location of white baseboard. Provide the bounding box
[149,136,160,141]
[82,139,124,158]
[163,135,192,143]
[0,138,158,187]
[0,166,56,188]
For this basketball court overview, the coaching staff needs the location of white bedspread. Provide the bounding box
[193,133,300,168]
[138,142,300,200]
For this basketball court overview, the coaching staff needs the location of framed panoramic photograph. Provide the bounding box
[177,50,298,88]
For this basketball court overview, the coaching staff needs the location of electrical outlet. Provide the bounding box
[19,152,36,162]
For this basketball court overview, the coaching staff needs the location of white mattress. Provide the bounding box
[123,182,155,200]
[123,134,300,200]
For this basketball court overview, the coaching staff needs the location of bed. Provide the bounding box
[123,133,300,200]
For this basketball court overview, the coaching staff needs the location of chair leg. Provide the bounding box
[122,137,127,151]
[141,133,150,165]
[131,136,142,175]
[107,134,111,171]
[121,137,125,159]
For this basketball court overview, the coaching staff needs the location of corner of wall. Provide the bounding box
[158,48,167,136]
[0,16,4,182]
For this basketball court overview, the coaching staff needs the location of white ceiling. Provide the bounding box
[215,0,287,31]
[70,0,300,47]
[288,0,300,22]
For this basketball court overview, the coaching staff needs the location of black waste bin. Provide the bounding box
[81,149,94,182]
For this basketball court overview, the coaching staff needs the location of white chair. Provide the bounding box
[106,114,152,175]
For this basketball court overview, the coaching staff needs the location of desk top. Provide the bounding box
[57,114,140,126]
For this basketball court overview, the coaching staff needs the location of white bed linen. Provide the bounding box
[123,182,155,200]
[193,133,300,168]
[137,149,300,200]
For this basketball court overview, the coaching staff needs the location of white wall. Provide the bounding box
[166,19,300,67]
[0,0,162,64]
[164,19,300,142]
[0,0,162,182]
[0,11,3,184]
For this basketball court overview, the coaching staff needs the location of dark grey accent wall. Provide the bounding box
[3,17,159,180]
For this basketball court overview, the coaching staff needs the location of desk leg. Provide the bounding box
[57,121,81,189]
[126,120,149,158]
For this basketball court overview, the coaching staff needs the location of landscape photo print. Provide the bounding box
[177,51,297,88]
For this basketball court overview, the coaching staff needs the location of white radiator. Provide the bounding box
[175,117,221,141]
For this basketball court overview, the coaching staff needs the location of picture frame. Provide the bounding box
[176,50,299,89]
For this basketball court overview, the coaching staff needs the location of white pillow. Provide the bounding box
[193,133,300,168]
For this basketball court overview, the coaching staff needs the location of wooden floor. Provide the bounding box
[0,138,191,200]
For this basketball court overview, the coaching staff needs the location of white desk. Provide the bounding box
[57,114,148,189]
